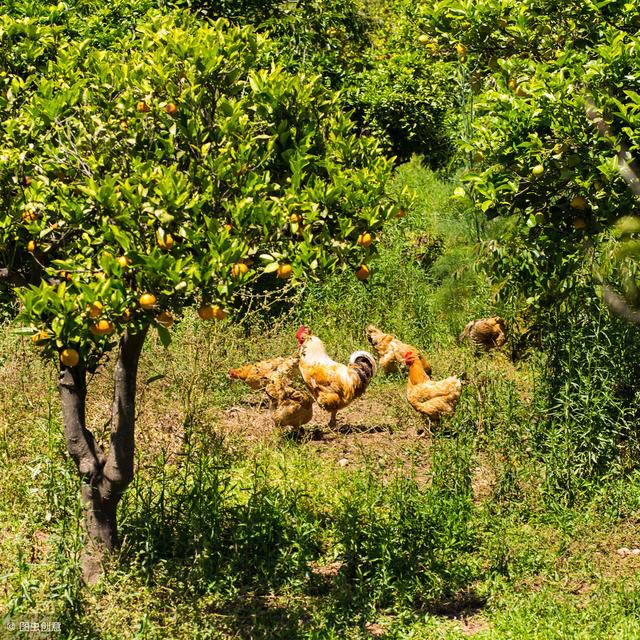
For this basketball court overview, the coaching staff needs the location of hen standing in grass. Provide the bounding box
[403,350,462,423]
[458,317,507,350]
[265,378,314,430]
[228,356,299,390]
[296,325,376,428]
[366,325,431,374]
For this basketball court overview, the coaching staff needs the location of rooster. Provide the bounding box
[228,356,299,390]
[458,317,507,350]
[404,351,462,423]
[366,325,431,375]
[265,378,314,429]
[296,325,376,428]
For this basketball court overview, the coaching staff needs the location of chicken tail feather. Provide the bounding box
[349,350,377,396]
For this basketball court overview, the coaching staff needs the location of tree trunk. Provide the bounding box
[59,326,148,581]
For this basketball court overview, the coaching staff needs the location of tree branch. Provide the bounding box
[59,365,105,481]
[98,326,149,501]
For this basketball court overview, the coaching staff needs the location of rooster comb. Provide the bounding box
[296,325,310,342]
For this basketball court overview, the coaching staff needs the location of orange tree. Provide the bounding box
[419,0,640,313]
[404,0,640,494]
[0,7,398,554]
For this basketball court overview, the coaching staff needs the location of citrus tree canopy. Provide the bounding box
[1,9,396,371]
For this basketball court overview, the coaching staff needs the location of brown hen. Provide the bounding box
[458,317,507,350]
[404,351,462,422]
[366,325,431,374]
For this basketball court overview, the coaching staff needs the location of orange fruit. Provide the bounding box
[121,308,133,323]
[156,311,174,328]
[31,330,50,345]
[231,263,249,278]
[212,305,228,320]
[573,218,587,230]
[456,43,467,57]
[357,232,373,248]
[136,101,150,113]
[88,301,103,319]
[277,264,293,279]
[289,213,302,224]
[27,240,36,252]
[198,304,215,321]
[60,348,80,367]
[164,103,178,115]
[356,264,370,281]
[90,319,114,336]
[531,164,544,176]
[116,256,130,268]
[139,293,157,310]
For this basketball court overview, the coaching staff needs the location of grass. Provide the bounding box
[3,159,640,638]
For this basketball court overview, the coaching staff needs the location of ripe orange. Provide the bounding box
[231,262,249,278]
[22,210,37,223]
[356,264,370,281]
[60,348,80,367]
[156,311,174,328]
[88,301,103,319]
[289,213,302,224]
[164,103,178,115]
[357,232,373,248]
[212,305,228,320]
[27,240,36,252]
[90,320,115,336]
[116,256,130,268]
[139,293,157,310]
[157,232,174,250]
[31,330,50,345]
[198,304,215,321]
[277,264,293,279]
[136,101,150,113]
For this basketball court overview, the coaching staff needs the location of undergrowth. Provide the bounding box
[3,161,640,638]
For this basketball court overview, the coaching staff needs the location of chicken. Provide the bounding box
[296,325,376,428]
[366,325,431,374]
[228,356,299,390]
[458,317,507,350]
[265,378,314,429]
[404,350,462,422]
